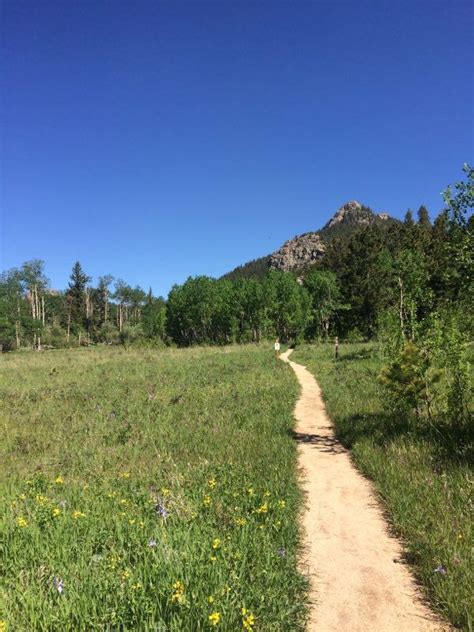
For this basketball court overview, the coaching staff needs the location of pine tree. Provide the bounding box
[66,261,91,337]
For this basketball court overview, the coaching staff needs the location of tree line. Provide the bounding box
[1,166,472,351]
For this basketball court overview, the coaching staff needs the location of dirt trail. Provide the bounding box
[280,349,449,632]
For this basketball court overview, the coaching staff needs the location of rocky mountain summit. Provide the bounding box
[269,200,391,272]
[223,200,395,280]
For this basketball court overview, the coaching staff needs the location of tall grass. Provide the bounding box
[292,342,473,631]
[1,345,307,631]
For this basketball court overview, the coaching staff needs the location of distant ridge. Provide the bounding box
[223,200,396,280]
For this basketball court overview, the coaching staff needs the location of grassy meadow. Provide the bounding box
[0,345,307,631]
[292,342,473,631]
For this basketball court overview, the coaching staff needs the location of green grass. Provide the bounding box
[292,342,473,631]
[0,345,307,631]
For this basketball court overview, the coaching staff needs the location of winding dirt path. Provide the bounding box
[280,349,449,632]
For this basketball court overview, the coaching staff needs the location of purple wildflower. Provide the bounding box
[277,548,287,558]
[155,503,169,519]
[53,576,64,594]
[148,538,157,548]
[434,565,447,575]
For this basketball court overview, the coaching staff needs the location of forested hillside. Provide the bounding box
[1,166,472,350]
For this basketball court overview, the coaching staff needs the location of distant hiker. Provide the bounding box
[334,336,339,360]
[274,339,281,357]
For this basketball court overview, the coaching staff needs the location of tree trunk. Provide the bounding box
[398,276,405,339]
[15,320,20,349]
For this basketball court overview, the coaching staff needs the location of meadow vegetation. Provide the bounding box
[292,342,473,630]
[1,345,307,631]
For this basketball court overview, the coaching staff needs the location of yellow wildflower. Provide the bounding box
[256,502,268,514]
[120,472,130,478]
[72,510,86,519]
[208,612,220,626]
[161,487,170,497]
[208,477,217,489]
[131,582,142,590]
[212,538,221,549]
[171,580,185,604]
[120,499,128,506]
[54,476,64,485]
[247,488,255,497]
[129,519,136,525]
[210,555,217,562]
[241,608,255,629]
[19,494,26,500]
[203,495,212,507]
[121,569,131,580]
[52,508,61,517]
[35,494,47,504]
[16,517,28,528]
[208,595,215,604]
[234,517,247,526]
[264,490,271,497]
[0,619,6,632]
[278,499,286,508]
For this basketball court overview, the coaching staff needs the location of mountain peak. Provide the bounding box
[323,200,365,229]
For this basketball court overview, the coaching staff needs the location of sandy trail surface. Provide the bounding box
[280,349,449,632]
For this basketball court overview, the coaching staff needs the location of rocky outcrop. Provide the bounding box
[224,200,395,279]
[323,200,365,229]
[269,232,326,272]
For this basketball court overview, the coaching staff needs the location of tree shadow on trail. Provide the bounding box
[291,429,346,455]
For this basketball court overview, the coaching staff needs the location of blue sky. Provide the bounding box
[1,0,473,297]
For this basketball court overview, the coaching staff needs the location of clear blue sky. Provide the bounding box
[1,0,473,297]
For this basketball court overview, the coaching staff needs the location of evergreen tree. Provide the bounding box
[66,262,91,336]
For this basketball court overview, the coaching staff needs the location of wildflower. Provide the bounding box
[129,519,136,525]
[161,487,171,497]
[203,495,212,507]
[52,508,61,517]
[155,503,169,519]
[278,499,286,508]
[120,472,131,479]
[434,565,447,575]
[35,494,47,504]
[256,502,268,514]
[19,493,26,500]
[210,555,217,562]
[0,619,6,631]
[241,608,255,629]
[212,538,221,550]
[53,576,64,594]
[120,499,128,506]
[208,612,220,626]
[234,517,247,526]
[247,488,255,497]
[264,490,271,497]
[208,477,217,489]
[16,517,28,528]
[72,510,86,519]
[54,476,64,485]
[121,569,131,580]
[131,582,142,590]
[277,547,287,558]
[171,580,185,604]
[208,595,215,604]
[148,538,157,547]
